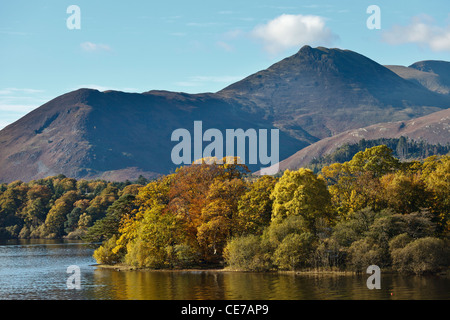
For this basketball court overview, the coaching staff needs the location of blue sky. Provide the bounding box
[1,0,449,129]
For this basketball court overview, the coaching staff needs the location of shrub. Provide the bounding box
[347,238,385,272]
[93,235,124,265]
[273,233,314,270]
[388,233,412,251]
[391,237,450,275]
[263,215,309,248]
[173,244,199,268]
[224,235,271,271]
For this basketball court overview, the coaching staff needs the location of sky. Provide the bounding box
[1,0,449,129]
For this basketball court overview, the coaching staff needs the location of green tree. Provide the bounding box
[223,235,271,271]
[84,193,137,242]
[273,233,315,270]
[271,168,333,233]
[391,237,450,274]
[44,190,79,238]
[237,175,277,235]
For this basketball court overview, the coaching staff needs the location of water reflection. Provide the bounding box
[89,269,450,300]
[0,240,449,300]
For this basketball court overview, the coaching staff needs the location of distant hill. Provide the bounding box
[386,60,450,95]
[0,89,303,183]
[1,46,449,183]
[219,46,450,142]
[307,137,450,173]
[261,108,450,173]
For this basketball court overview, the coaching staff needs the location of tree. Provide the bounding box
[197,178,248,260]
[84,193,137,242]
[237,175,277,235]
[348,145,400,178]
[271,168,333,233]
[273,233,314,270]
[114,175,173,255]
[123,204,188,268]
[422,156,450,236]
[44,190,79,238]
[380,172,430,214]
[321,146,400,216]
[391,237,450,274]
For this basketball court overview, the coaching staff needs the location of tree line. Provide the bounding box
[0,146,449,274]
[92,146,449,274]
[0,175,149,239]
[308,137,450,173]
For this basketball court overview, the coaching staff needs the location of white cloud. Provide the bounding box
[80,42,112,52]
[250,14,338,54]
[0,104,38,113]
[0,88,47,129]
[0,88,43,95]
[383,15,450,52]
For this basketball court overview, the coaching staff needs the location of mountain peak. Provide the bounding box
[1,47,449,183]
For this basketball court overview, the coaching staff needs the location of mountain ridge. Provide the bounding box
[1,46,449,183]
[259,108,450,174]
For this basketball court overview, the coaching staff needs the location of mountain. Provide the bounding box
[219,46,450,142]
[0,88,303,183]
[1,46,449,183]
[386,60,450,95]
[261,108,450,173]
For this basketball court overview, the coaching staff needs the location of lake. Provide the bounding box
[0,240,449,300]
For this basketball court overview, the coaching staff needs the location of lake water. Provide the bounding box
[0,240,449,300]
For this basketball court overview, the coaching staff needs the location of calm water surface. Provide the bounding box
[0,240,448,300]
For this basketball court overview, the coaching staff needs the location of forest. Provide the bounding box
[308,136,450,173]
[0,145,449,275]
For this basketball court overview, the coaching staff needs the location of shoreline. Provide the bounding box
[92,264,450,276]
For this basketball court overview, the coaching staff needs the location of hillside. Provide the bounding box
[1,46,449,183]
[386,60,450,95]
[263,108,450,173]
[219,46,450,141]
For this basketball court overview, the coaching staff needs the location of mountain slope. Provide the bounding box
[219,46,450,141]
[263,108,450,173]
[386,60,450,95]
[0,88,304,183]
[1,46,449,183]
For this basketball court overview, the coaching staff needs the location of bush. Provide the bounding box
[273,233,314,270]
[224,235,271,271]
[173,244,199,268]
[347,238,385,272]
[313,238,347,269]
[391,237,450,275]
[388,233,412,251]
[124,238,166,268]
[93,235,124,265]
[263,215,309,248]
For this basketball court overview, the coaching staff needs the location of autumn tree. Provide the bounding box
[197,178,248,260]
[422,156,450,236]
[380,172,430,214]
[237,175,277,236]
[113,175,173,257]
[321,145,400,216]
[271,168,333,234]
[44,190,79,238]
